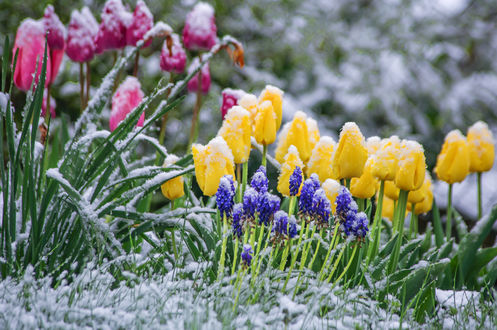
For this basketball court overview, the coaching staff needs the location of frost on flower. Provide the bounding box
[182,2,218,51]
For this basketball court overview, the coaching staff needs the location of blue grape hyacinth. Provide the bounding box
[232,203,244,239]
[273,210,298,239]
[335,186,358,220]
[312,188,331,227]
[257,192,280,225]
[216,175,236,219]
[241,244,253,267]
[242,187,259,219]
[250,166,268,194]
[353,212,369,239]
[299,174,321,216]
[289,166,303,196]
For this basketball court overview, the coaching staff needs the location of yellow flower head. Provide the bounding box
[381,196,395,221]
[350,157,379,199]
[322,178,341,214]
[306,136,337,182]
[275,111,316,164]
[384,180,399,201]
[467,121,495,173]
[258,85,284,130]
[238,93,258,129]
[307,117,321,155]
[371,136,401,181]
[253,100,277,146]
[395,140,426,191]
[277,145,305,197]
[218,106,251,164]
[332,122,368,179]
[161,154,185,201]
[434,130,470,184]
[366,136,381,155]
[192,136,235,196]
[407,172,433,213]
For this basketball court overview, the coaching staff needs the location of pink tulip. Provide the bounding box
[220,88,246,119]
[95,0,132,54]
[182,2,218,51]
[43,5,66,85]
[187,58,211,94]
[41,89,56,118]
[160,34,187,74]
[66,7,99,63]
[110,76,145,131]
[126,0,153,47]
[12,19,52,91]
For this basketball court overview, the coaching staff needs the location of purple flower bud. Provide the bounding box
[250,166,268,194]
[216,175,236,219]
[241,244,253,267]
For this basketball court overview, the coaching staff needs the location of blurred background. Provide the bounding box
[1,0,497,220]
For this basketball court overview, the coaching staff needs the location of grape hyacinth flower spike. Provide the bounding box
[242,187,259,222]
[273,211,297,244]
[250,166,268,194]
[299,174,321,218]
[241,244,253,268]
[289,166,303,197]
[232,203,244,239]
[216,175,236,220]
[256,192,280,226]
[312,188,331,229]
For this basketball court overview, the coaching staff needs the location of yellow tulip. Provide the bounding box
[366,136,381,155]
[350,157,378,199]
[467,121,495,173]
[253,100,277,146]
[161,154,185,201]
[322,178,341,214]
[407,171,431,204]
[218,106,251,164]
[306,136,337,182]
[192,136,235,196]
[275,111,314,164]
[371,136,401,181]
[381,196,395,221]
[407,173,433,214]
[258,85,283,130]
[384,180,399,201]
[238,93,258,129]
[332,122,368,179]
[434,130,470,184]
[307,117,320,155]
[277,145,304,197]
[395,140,426,191]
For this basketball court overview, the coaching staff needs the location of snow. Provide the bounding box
[143,21,173,40]
[185,2,215,34]
[436,289,480,308]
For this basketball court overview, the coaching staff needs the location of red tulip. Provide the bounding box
[220,88,245,119]
[66,7,99,63]
[126,0,153,47]
[95,0,132,54]
[43,5,66,85]
[110,76,145,131]
[187,58,211,94]
[160,34,187,74]
[12,19,52,91]
[182,2,218,51]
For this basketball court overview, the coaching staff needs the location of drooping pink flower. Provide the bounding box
[12,19,52,91]
[160,34,187,74]
[220,88,246,119]
[182,2,218,51]
[187,58,211,94]
[126,0,153,47]
[41,89,56,118]
[110,76,145,131]
[66,7,99,63]
[43,5,66,85]
[95,0,132,54]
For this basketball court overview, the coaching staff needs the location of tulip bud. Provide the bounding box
[366,136,381,155]
[306,136,337,182]
[182,2,218,51]
[253,100,277,146]
[192,136,235,196]
[160,34,187,74]
[13,19,52,91]
[110,76,145,131]
[434,130,470,184]
[95,0,132,54]
[67,7,99,63]
[187,58,211,94]
[467,121,495,173]
[277,145,305,197]
[218,106,251,164]
[407,173,433,214]
[322,178,341,214]
[258,85,283,131]
[332,122,368,179]
[384,180,399,201]
[126,0,153,47]
[275,111,314,164]
[350,157,378,199]
[43,5,66,84]
[220,88,246,120]
[371,136,401,181]
[395,140,426,191]
[161,154,185,200]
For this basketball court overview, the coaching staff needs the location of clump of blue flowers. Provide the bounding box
[257,192,280,226]
[241,244,253,268]
[312,188,331,228]
[232,203,244,239]
[216,175,236,219]
[289,166,303,196]
[242,187,259,219]
[272,210,297,245]
[299,174,321,217]
[335,186,369,240]
[250,166,268,194]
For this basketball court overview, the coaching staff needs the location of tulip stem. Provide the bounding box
[171,199,178,261]
[242,161,248,197]
[357,198,365,212]
[133,51,140,77]
[387,189,408,275]
[409,203,418,239]
[79,62,85,112]
[217,213,228,282]
[236,164,242,202]
[477,172,482,219]
[85,61,91,107]
[288,196,297,216]
[446,183,453,241]
[366,180,384,264]
[262,144,267,167]
[345,178,351,190]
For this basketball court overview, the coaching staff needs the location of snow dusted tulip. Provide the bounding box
[253,100,277,146]
[371,136,401,181]
[350,157,378,199]
[467,121,495,173]
[43,5,66,84]
[160,34,187,74]
[126,0,153,47]
[220,88,245,120]
[258,85,284,131]
[277,146,305,197]
[275,111,314,164]
[12,19,51,91]
[110,76,145,131]
[332,122,369,179]
[306,136,336,182]
[395,140,426,191]
[95,0,132,54]
[218,106,251,164]
[322,178,341,214]
[384,180,399,201]
[182,2,217,51]
[407,174,433,215]
[434,130,470,184]
[187,58,211,94]
[161,154,185,201]
[41,89,56,118]
[66,7,99,63]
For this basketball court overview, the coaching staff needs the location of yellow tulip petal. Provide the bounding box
[259,85,283,130]
[467,121,495,173]
[332,122,368,179]
[306,136,337,182]
[434,130,470,184]
[218,106,251,164]
[254,100,277,146]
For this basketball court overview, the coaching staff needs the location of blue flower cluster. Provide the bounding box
[273,210,298,239]
[241,244,253,267]
[232,203,244,239]
[335,186,369,239]
[216,175,236,219]
[289,166,303,196]
[298,174,321,217]
[242,187,259,219]
[312,188,331,226]
[257,192,281,225]
[250,166,268,194]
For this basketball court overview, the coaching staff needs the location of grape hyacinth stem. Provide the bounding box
[446,183,453,241]
[231,239,239,280]
[251,223,266,275]
[282,221,307,291]
[332,244,358,289]
[477,172,482,219]
[252,223,273,289]
[325,242,347,284]
[319,224,339,281]
[217,214,228,281]
[242,161,248,197]
[288,196,297,217]
[366,180,384,263]
[307,229,325,271]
